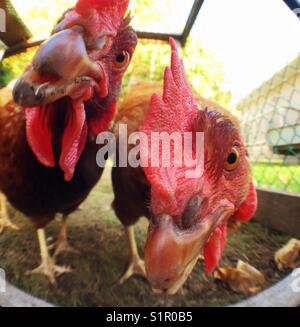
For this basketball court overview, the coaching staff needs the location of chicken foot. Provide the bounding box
[0,193,19,234]
[27,228,72,285]
[48,215,79,258]
[118,226,146,285]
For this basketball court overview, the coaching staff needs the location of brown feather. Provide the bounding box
[0,86,104,228]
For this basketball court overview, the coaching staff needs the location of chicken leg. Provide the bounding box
[27,228,72,285]
[118,226,146,285]
[0,193,19,234]
[48,215,79,258]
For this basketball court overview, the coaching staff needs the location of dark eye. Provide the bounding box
[225,147,241,171]
[114,51,130,69]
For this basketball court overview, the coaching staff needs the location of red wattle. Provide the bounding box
[234,182,258,222]
[99,67,109,98]
[25,106,55,167]
[59,99,88,182]
[89,101,116,136]
[204,223,228,273]
[25,87,92,182]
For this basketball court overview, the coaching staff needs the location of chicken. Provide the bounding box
[111,39,257,293]
[0,0,137,284]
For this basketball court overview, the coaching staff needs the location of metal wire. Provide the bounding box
[239,55,300,193]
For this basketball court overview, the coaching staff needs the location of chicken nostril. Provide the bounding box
[13,89,20,102]
[13,79,40,106]
[13,83,26,103]
[35,91,43,101]
[181,196,204,230]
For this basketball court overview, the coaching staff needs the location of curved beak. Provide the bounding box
[145,204,234,295]
[13,28,106,107]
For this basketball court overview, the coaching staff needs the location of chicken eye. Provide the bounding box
[225,147,240,171]
[114,51,130,69]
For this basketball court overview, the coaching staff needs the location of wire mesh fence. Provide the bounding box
[238,54,300,194]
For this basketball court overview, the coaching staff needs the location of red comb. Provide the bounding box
[76,0,129,16]
[140,38,199,216]
[142,38,198,136]
[75,0,129,36]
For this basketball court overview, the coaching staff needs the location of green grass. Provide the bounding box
[253,163,300,193]
[0,164,294,307]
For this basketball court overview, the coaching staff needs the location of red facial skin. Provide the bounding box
[141,39,257,294]
[13,0,137,181]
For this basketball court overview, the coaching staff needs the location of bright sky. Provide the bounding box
[192,0,300,103]
[12,0,300,103]
[130,0,195,34]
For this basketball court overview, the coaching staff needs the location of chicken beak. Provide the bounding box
[13,28,105,107]
[144,205,234,295]
[33,28,101,81]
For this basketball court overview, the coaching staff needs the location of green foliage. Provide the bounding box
[183,38,232,107]
[253,163,300,193]
[122,39,169,93]
[121,38,232,107]
[12,0,76,39]
[0,48,36,87]
[0,66,14,87]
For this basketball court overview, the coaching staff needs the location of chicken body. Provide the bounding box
[0,86,105,283]
[112,39,256,294]
[0,0,137,283]
[0,94,103,228]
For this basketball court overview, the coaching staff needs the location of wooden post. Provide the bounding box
[254,187,300,238]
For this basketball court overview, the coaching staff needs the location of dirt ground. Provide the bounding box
[0,163,294,307]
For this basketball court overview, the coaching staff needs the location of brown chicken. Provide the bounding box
[111,39,257,293]
[0,0,137,283]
